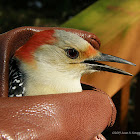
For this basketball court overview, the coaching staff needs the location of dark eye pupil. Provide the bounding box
[66,48,79,59]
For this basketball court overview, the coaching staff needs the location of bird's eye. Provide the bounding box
[65,48,79,59]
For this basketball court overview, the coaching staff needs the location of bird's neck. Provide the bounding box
[24,64,82,96]
[25,77,82,96]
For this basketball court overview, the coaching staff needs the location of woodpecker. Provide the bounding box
[8,30,135,97]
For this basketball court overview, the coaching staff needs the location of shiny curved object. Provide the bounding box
[0,89,115,140]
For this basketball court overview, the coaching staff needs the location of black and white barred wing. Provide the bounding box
[9,58,26,97]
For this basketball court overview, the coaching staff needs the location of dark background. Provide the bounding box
[0,0,97,33]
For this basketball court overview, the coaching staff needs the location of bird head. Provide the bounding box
[14,29,135,95]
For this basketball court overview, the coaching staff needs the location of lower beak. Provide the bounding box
[83,53,136,76]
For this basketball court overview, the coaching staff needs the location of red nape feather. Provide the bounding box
[15,30,56,63]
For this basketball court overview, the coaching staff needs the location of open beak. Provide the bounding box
[83,53,136,76]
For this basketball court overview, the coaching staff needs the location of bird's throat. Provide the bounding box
[25,75,82,96]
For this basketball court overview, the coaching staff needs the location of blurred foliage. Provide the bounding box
[0,0,97,33]
[62,0,140,45]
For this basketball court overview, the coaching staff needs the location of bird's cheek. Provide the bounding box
[77,63,87,73]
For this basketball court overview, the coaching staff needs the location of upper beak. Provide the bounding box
[83,52,136,76]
